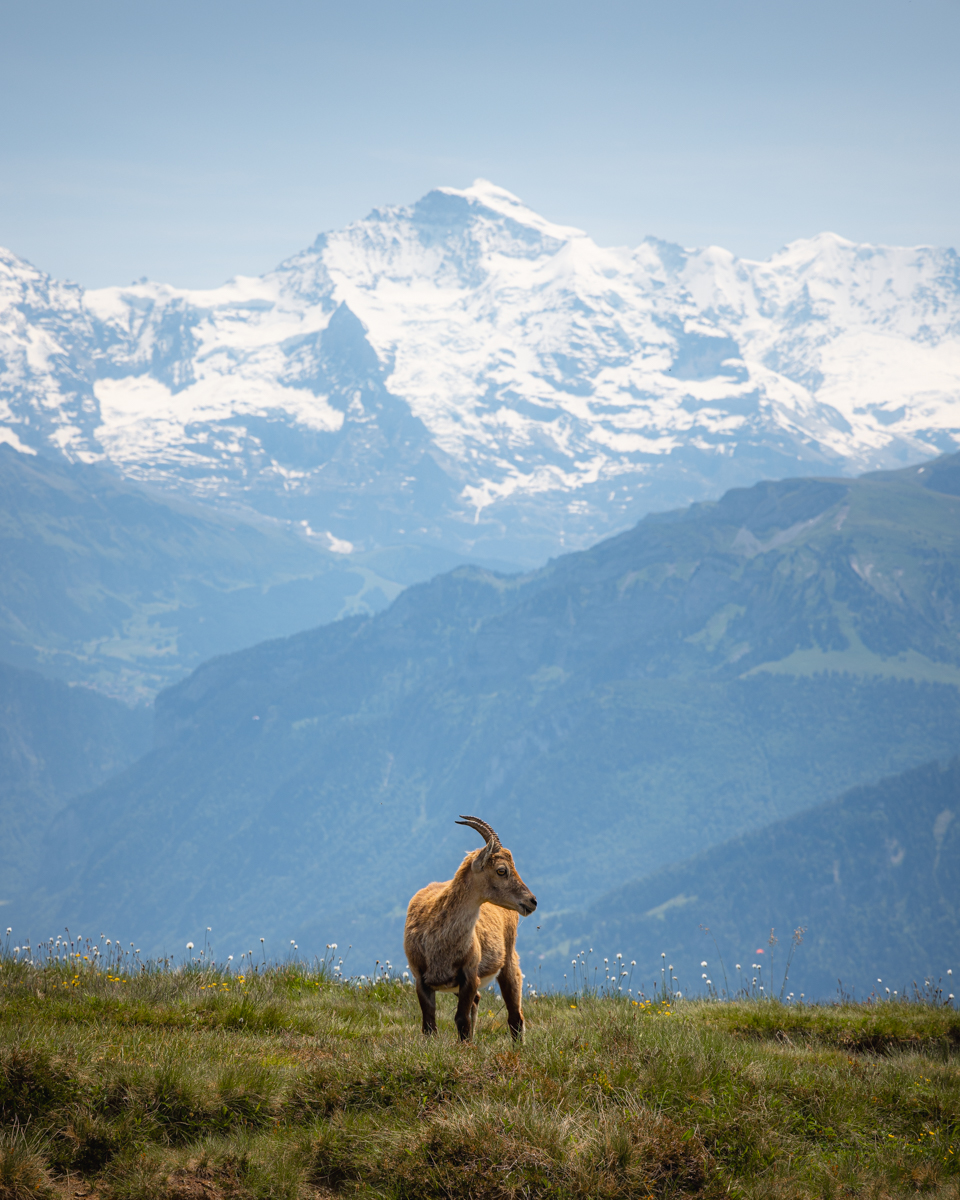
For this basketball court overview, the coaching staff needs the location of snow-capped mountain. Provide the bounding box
[3,180,959,564]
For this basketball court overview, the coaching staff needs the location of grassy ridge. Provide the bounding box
[1,961,959,1199]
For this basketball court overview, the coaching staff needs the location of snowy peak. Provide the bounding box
[749,234,960,336]
[1,184,959,564]
[440,178,590,243]
[0,246,101,459]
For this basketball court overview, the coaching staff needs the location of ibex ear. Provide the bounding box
[473,841,495,871]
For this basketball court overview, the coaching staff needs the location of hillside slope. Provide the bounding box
[3,182,960,564]
[0,661,150,897]
[12,454,960,963]
[540,757,960,1000]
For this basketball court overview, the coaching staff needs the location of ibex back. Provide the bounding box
[403,815,537,1041]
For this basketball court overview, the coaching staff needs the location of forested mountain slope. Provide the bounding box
[540,757,960,1000]
[11,454,960,965]
[0,661,150,898]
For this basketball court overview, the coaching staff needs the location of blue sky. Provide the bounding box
[1,0,957,288]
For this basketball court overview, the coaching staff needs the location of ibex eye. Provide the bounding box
[497,867,507,876]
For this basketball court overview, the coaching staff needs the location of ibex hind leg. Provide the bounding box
[415,978,438,1036]
[497,955,524,1042]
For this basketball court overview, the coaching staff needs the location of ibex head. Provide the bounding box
[456,815,538,916]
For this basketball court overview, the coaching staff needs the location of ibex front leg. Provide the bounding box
[415,978,437,1035]
[454,968,480,1041]
[497,956,525,1042]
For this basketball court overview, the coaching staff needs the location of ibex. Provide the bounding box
[404,815,537,1042]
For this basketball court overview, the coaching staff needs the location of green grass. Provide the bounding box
[1,960,958,1199]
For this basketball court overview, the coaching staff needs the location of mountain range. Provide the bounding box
[3,180,960,578]
[3,182,960,995]
[9,453,960,992]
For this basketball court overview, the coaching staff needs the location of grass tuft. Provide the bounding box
[0,1048,79,1124]
[0,1130,54,1200]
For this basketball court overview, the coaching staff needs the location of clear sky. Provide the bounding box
[1,0,957,288]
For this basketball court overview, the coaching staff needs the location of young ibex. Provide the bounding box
[404,815,537,1042]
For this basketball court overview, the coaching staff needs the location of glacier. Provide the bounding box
[2,178,959,565]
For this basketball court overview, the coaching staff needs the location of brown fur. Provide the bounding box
[404,839,537,1041]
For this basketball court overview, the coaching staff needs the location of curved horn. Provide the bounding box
[456,814,501,851]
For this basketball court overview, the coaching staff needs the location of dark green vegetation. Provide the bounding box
[544,757,960,1000]
[10,454,960,979]
[0,445,495,702]
[0,661,151,899]
[0,961,958,1199]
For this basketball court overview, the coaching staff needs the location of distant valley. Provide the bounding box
[0,444,495,700]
